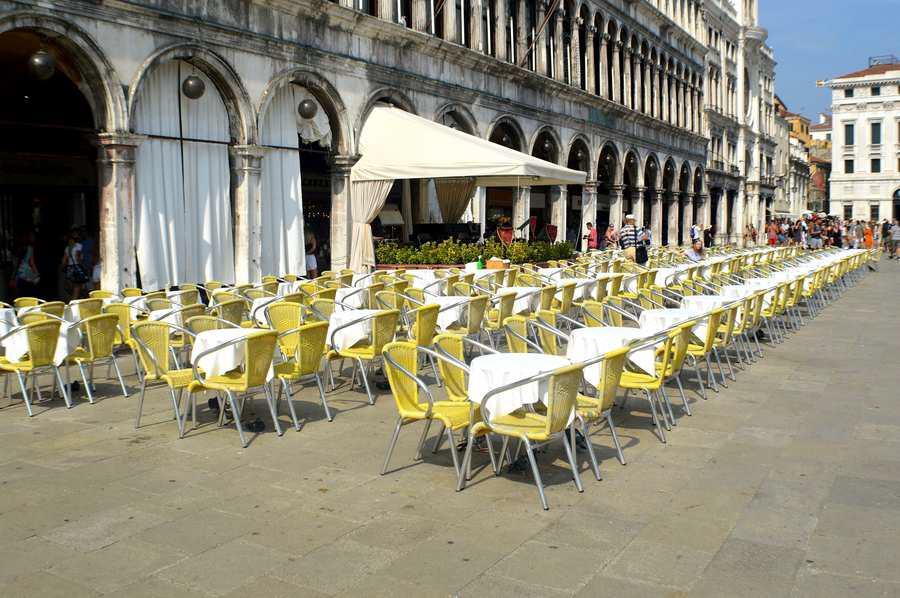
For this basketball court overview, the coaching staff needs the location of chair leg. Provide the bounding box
[131,349,142,382]
[723,346,737,381]
[134,378,147,428]
[263,384,283,437]
[644,389,666,443]
[563,429,584,492]
[428,353,442,387]
[431,422,447,454]
[658,388,675,429]
[414,418,433,460]
[606,412,626,465]
[705,353,719,393]
[170,387,185,438]
[690,355,707,399]
[278,379,300,431]
[54,369,72,409]
[357,358,375,405]
[225,391,248,447]
[523,439,549,510]
[675,373,691,416]
[15,371,33,417]
[78,363,94,404]
[457,430,477,491]
[446,427,461,478]
[579,417,601,481]
[712,348,728,387]
[381,416,404,475]
[112,358,129,397]
[314,373,332,422]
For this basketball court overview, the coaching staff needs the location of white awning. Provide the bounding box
[351,105,587,187]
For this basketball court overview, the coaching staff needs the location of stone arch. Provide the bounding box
[258,68,351,156]
[128,43,255,144]
[434,102,479,136]
[597,141,620,187]
[622,148,643,183]
[487,114,526,151]
[678,160,692,192]
[693,165,705,194]
[354,86,417,151]
[0,10,127,133]
[566,134,593,177]
[662,157,677,190]
[529,125,563,164]
[644,153,660,188]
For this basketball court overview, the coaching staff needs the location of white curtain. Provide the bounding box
[349,179,394,271]
[260,84,306,278]
[435,177,476,223]
[133,60,234,289]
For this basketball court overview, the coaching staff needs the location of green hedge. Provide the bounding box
[375,238,574,265]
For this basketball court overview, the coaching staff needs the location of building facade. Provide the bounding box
[824,57,900,222]
[0,0,777,294]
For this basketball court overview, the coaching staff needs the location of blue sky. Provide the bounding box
[761,0,900,120]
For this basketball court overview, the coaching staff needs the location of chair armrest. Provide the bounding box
[382,350,434,417]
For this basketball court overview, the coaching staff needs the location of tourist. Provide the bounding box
[604,224,618,249]
[10,231,40,299]
[704,225,715,248]
[690,222,701,244]
[881,219,892,250]
[61,229,88,301]
[619,214,640,261]
[808,218,823,249]
[305,229,318,278]
[890,219,900,259]
[863,221,874,249]
[583,222,599,250]
[767,222,778,246]
[684,239,705,262]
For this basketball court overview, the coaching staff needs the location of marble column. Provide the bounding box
[581,182,598,251]
[642,59,651,114]
[623,47,633,110]
[444,0,459,43]
[667,193,679,246]
[471,0,484,52]
[571,17,582,88]
[550,185,568,242]
[413,0,427,31]
[599,33,610,99]
[400,179,413,241]
[696,193,709,231]
[661,68,670,123]
[513,186,531,240]
[231,144,264,282]
[650,64,658,119]
[536,1,547,74]
[632,186,645,229]
[584,26,595,94]
[329,154,359,271]
[609,184,624,229]
[611,40,621,104]
[553,8,565,81]
[97,133,139,291]
[517,0,528,66]
[681,193,693,245]
[650,189,663,245]
[496,0,508,60]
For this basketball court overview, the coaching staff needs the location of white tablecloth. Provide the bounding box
[167,289,196,306]
[326,309,379,351]
[0,308,17,338]
[428,296,469,330]
[1,317,81,366]
[639,308,697,335]
[558,278,597,302]
[568,326,656,376]
[622,274,640,294]
[654,265,692,287]
[679,295,729,340]
[536,267,563,281]
[467,353,572,423]
[149,309,181,326]
[473,269,504,281]
[250,297,280,326]
[744,278,779,308]
[277,281,301,297]
[336,287,366,311]
[501,286,542,315]
[123,295,149,314]
[405,269,444,294]
[190,328,274,381]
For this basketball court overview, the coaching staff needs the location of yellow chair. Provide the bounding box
[70,298,103,320]
[66,314,129,402]
[122,287,143,298]
[366,282,385,309]
[406,303,440,382]
[306,299,335,322]
[331,309,400,405]
[213,298,248,327]
[13,297,43,308]
[433,333,471,403]
[575,346,630,475]
[274,320,332,426]
[684,307,724,398]
[484,292,516,348]
[39,301,66,318]
[146,297,172,312]
[131,321,196,437]
[503,315,539,353]
[617,330,677,443]
[187,330,279,447]
[103,302,143,381]
[552,281,577,316]
[185,315,227,335]
[580,300,606,327]
[266,301,303,355]
[457,362,586,510]
[89,290,115,299]
[19,311,50,325]
[444,295,489,345]
[0,320,71,413]
[381,341,475,477]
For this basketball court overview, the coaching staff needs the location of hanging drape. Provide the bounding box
[133,60,234,289]
[435,177,477,223]
[260,84,306,278]
[349,179,394,271]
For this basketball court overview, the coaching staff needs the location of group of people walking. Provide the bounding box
[763,216,900,255]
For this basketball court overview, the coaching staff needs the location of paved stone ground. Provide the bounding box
[1,263,899,597]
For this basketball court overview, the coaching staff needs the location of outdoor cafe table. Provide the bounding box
[565,326,654,384]
[499,286,542,315]
[0,310,81,366]
[148,309,182,326]
[536,267,563,281]
[427,296,469,330]
[277,281,301,296]
[743,278,781,308]
[680,294,730,336]
[335,287,366,311]
[190,328,274,381]
[467,353,572,423]
[405,269,445,293]
[326,309,379,351]
[250,298,280,326]
[654,264,692,287]
[639,308,702,340]
[167,289,196,306]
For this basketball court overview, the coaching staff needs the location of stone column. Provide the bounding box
[674,77,682,128]
[495,0,508,61]
[338,0,352,7]
[471,0,484,52]
[550,185,567,242]
[683,80,690,130]
[632,186,645,229]
[623,47,633,110]
[716,190,729,245]
[517,0,528,66]
[649,189,663,245]
[599,33,610,99]
[611,40,621,104]
[536,1,547,74]
[681,193,693,245]
[553,8,565,81]
[329,154,359,271]
[642,59,651,114]
[231,144,264,282]
[400,179,413,242]
[413,0,427,31]
[696,193,709,230]
[444,0,459,43]
[584,26,595,94]
[661,67,670,123]
[378,0,395,22]
[581,182,597,251]
[570,17,582,88]
[96,133,139,292]
[513,186,531,240]
[609,184,624,229]
[649,64,658,118]
[667,193,679,246]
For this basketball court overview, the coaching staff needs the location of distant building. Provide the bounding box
[823,56,900,222]
[774,95,811,217]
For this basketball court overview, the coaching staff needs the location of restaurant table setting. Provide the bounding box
[565,326,655,382]
[427,296,469,330]
[190,328,274,381]
[499,286,542,315]
[326,309,379,351]
[0,309,82,366]
[467,353,573,423]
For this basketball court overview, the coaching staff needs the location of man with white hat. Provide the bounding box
[619,214,640,261]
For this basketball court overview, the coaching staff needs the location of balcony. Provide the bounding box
[744,26,769,45]
[730,165,741,176]
[709,159,725,172]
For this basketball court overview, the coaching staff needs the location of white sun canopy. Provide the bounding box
[350,106,587,186]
